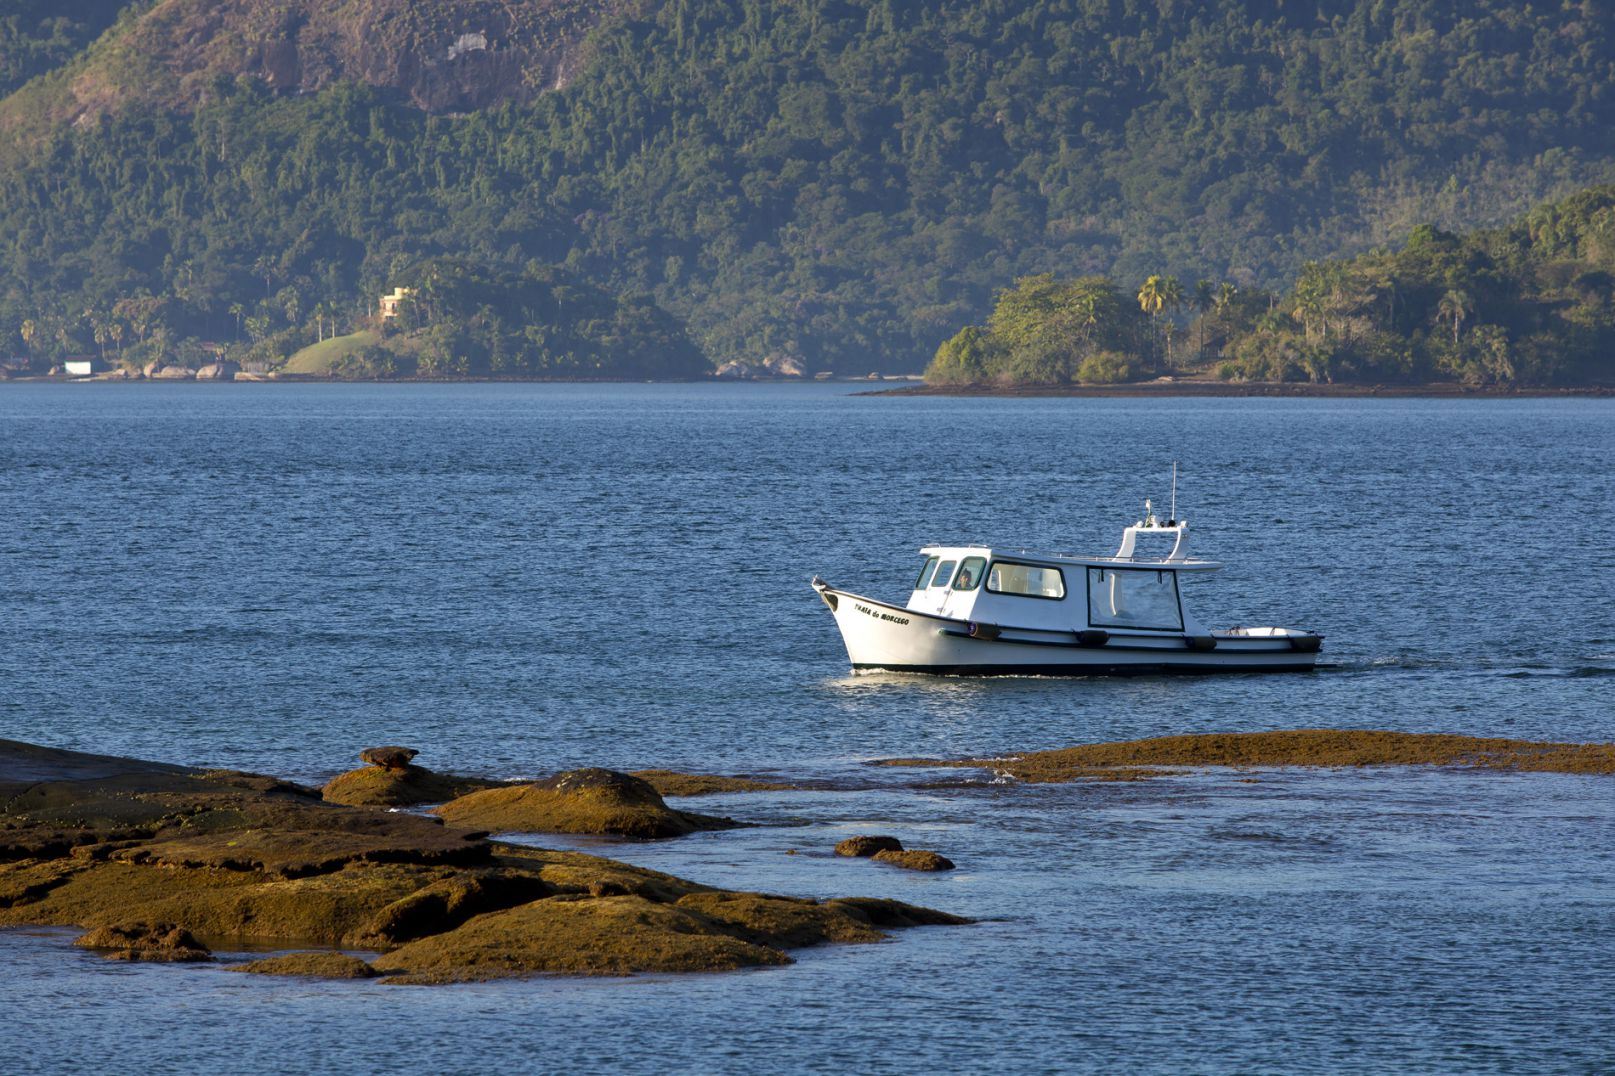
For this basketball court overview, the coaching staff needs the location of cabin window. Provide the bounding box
[986,562,1066,600]
[952,556,987,592]
[1087,568,1183,630]
[914,556,940,590]
[930,560,958,588]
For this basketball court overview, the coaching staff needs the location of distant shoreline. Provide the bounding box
[0,373,915,386]
[860,380,1615,399]
[4,374,1611,396]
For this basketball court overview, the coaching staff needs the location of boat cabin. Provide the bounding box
[905,515,1221,637]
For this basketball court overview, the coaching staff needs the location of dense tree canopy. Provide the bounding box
[927,186,1615,387]
[2,0,1615,375]
[356,258,709,378]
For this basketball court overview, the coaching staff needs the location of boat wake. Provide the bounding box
[1501,665,1615,680]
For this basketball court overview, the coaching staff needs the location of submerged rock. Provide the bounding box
[231,952,377,979]
[433,768,739,838]
[74,922,211,962]
[834,835,904,858]
[632,770,796,797]
[872,849,955,872]
[877,729,1615,783]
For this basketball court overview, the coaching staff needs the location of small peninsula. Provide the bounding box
[922,187,1615,394]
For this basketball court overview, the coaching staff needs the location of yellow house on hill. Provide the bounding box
[379,287,415,319]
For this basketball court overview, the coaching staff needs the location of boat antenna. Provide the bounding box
[1169,461,1178,524]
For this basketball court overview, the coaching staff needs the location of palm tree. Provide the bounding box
[1437,289,1472,346]
[19,318,35,358]
[1138,275,1166,364]
[1158,276,1185,367]
[1076,291,1100,344]
[1193,280,1216,361]
[252,255,275,299]
[229,302,245,341]
[1292,262,1341,341]
[1137,275,1165,318]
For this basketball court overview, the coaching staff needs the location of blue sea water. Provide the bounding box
[0,382,1612,1073]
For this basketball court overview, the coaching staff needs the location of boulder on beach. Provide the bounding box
[872,849,955,872]
[151,365,195,379]
[433,767,739,838]
[761,354,808,377]
[74,922,212,962]
[231,953,377,979]
[834,835,903,858]
[194,362,239,381]
[322,747,507,807]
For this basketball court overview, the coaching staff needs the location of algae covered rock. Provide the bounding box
[370,894,794,981]
[368,887,973,983]
[322,745,508,807]
[74,922,211,962]
[353,868,551,946]
[873,849,955,872]
[835,835,904,858]
[1,739,968,984]
[673,891,887,947]
[433,768,739,838]
[826,897,970,927]
[231,952,377,979]
[322,764,505,808]
[878,729,1615,782]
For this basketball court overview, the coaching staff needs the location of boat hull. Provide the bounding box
[815,586,1320,676]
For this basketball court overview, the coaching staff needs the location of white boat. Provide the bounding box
[811,503,1322,676]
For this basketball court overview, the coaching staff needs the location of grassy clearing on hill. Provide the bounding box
[282,330,381,375]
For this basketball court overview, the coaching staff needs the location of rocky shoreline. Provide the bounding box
[0,740,966,984]
[8,729,1610,986]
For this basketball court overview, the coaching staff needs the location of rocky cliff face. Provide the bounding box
[4,0,628,130]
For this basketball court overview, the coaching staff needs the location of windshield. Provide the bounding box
[913,556,939,590]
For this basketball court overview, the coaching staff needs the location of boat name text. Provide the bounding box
[855,603,910,626]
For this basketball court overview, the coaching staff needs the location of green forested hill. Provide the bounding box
[3,0,1615,375]
[0,2,131,98]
